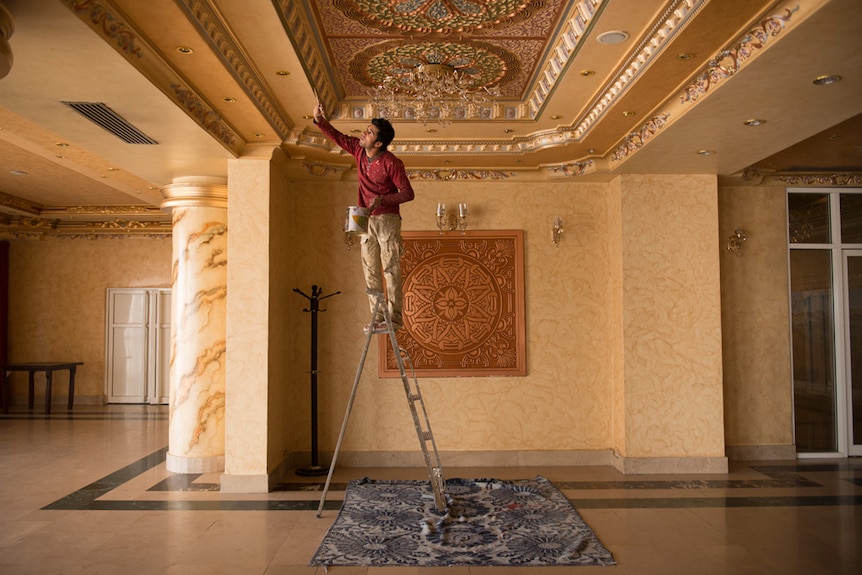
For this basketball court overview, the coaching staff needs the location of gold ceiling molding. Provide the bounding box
[609,0,804,167]
[679,3,800,107]
[547,160,594,177]
[776,174,862,186]
[0,191,41,216]
[61,205,165,216]
[0,215,171,240]
[572,0,704,140]
[273,0,337,114]
[407,169,517,181]
[176,0,292,140]
[62,0,245,155]
[610,114,670,163]
[528,0,604,118]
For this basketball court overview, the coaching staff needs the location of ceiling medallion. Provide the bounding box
[334,0,537,34]
[360,42,510,125]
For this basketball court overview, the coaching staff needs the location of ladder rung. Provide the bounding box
[422,431,433,440]
[409,393,421,401]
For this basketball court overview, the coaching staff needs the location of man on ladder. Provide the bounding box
[311,103,448,513]
[312,102,414,334]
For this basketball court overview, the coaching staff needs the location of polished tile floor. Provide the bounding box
[0,405,860,574]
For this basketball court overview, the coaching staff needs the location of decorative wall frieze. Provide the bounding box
[679,4,799,106]
[610,114,670,162]
[547,160,594,177]
[302,161,347,177]
[406,169,517,181]
[64,0,143,59]
[61,0,244,154]
[776,173,862,186]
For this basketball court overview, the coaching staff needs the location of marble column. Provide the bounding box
[161,176,228,473]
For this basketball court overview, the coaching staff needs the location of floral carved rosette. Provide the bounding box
[381,230,525,377]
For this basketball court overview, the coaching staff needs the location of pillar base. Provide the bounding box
[166,453,225,474]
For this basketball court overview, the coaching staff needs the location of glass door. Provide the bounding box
[842,251,862,456]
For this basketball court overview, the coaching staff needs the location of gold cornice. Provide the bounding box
[0,191,41,216]
[0,215,172,240]
[175,0,292,140]
[61,0,245,154]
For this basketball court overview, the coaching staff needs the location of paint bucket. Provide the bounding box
[344,206,369,235]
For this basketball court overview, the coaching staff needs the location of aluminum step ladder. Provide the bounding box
[316,289,447,516]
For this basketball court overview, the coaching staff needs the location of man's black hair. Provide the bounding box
[372,118,395,150]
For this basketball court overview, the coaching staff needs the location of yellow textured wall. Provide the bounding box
[718,186,793,448]
[285,177,617,454]
[7,238,172,400]
[616,174,725,458]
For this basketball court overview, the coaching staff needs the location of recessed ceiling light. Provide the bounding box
[223,97,236,103]
[275,70,290,76]
[426,129,437,133]
[677,53,695,60]
[697,149,715,156]
[303,115,313,120]
[813,74,841,86]
[597,30,629,44]
[743,118,766,126]
[56,142,69,147]
[254,133,266,138]
[622,111,636,117]
[176,46,194,54]
[504,129,513,133]
[580,70,595,77]
[587,148,596,154]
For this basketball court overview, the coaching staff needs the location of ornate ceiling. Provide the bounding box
[0,0,860,237]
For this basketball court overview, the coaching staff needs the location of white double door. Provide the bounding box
[105,288,171,404]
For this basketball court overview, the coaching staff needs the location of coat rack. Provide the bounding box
[293,284,340,476]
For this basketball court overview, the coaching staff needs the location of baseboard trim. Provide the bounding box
[220,472,271,493]
[288,449,614,470]
[611,454,728,474]
[725,444,796,461]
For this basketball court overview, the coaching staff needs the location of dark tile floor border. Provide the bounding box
[41,447,862,512]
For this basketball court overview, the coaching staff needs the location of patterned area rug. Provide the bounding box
[310,476,616,567]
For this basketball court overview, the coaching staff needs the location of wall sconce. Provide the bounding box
[437,203,468,233]
[552,215,564,247]
[727,227,746,256]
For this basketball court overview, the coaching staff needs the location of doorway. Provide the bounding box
[105,288,171,404]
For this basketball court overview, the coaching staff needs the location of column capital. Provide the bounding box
[161,176,228,210]
[0,2,14,80]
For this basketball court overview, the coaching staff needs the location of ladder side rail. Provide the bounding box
[403,351,445,471]
[381,299,447,510]
[315,297,382,517]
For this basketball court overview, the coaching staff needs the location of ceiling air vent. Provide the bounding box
[61,101,158,145]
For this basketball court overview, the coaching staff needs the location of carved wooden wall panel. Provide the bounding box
[379,230,526,377]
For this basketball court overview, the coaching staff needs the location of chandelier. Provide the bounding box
[371,63,499,126]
